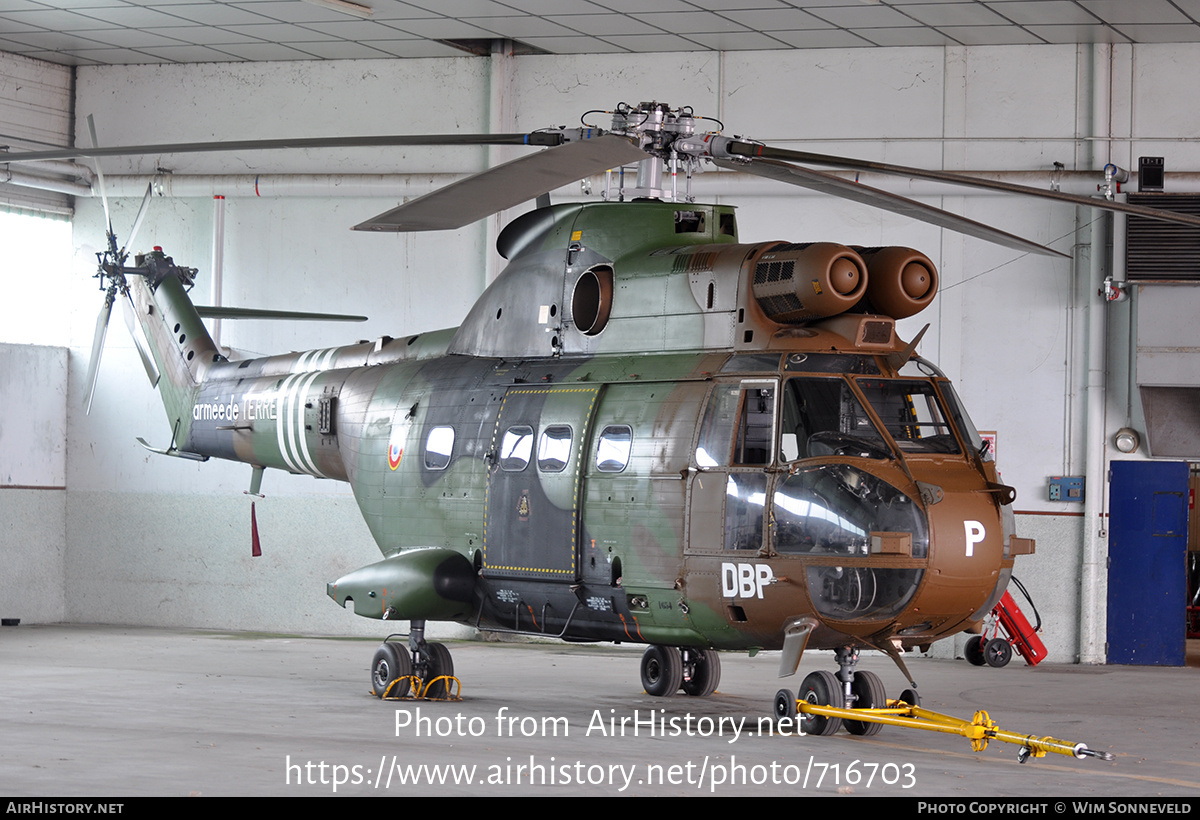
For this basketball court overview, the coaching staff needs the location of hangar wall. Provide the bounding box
[23,43,1195,657]
[0,344,68,624]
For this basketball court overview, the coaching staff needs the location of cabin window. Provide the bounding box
[424,426,455,470]
[596,425,632,473]
[499,425,534,471]
[537,425,572,472]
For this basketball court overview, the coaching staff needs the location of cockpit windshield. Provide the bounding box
[779,377,892,461]
[855,379,961,455]
[778,375,965,461]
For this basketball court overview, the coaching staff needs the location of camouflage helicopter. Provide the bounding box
[16,101,1200,748]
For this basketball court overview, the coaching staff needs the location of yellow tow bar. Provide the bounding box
[796,700,1114,764]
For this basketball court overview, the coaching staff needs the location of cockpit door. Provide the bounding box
[687,379,778,554]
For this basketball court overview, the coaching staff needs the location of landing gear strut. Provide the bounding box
[371,620,458,699]
[775,646,907,737]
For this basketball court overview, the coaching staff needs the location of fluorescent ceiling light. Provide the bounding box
[302,0,374,19]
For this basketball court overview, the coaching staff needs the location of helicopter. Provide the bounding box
[16,101,1200,747]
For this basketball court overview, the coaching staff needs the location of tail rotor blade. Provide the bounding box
[85,115,115,251]
[120,290,161,387]
[83,292,114,414]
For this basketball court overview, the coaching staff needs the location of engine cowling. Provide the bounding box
[855,246,939,320]
[750,242,869,323]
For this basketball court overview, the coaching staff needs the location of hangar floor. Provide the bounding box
[1,625,1198,797]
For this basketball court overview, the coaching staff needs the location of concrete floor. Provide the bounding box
[1,624,1198,797]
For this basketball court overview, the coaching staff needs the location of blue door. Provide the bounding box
[1106,460,1189,665]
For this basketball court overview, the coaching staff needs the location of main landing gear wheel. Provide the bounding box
[984,637,1013,668]
[964,635,986,666]
[641,645,683,697]
[799,670,845,736]
[421,641,455,697]
[371,642,411,698]
[845,670,887,737]
[681,648,721,697]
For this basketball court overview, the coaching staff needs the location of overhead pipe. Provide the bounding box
[1,166,92,196]
[210,195,225,350]
[73,167,1200,201]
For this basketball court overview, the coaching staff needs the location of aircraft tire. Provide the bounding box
[898,687,921,707]
[773,689,797,722]
[422,642,455,698]
[799,670,844,736]
[964,635,986,666]
[640,645,683,697]
[371,642,411,699]
[845,670,886,737]
[681,648,721,697]
[984,637,1013,668]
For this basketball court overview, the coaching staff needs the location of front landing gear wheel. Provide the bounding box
[371,642,411,698]
[799,670,845,736]
[421,642,454,698]
[681,649,721,697]
[984,637,1013,668]
[641,645,683,697]
[774,689,797,723]
[964,635,986,666]
[845,670,886,737]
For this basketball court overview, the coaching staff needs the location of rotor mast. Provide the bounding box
[605,101,704,203]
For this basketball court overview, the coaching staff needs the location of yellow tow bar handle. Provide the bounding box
[795,700,1115,763]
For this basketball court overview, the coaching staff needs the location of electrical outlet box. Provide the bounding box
[1048,476,1084,502]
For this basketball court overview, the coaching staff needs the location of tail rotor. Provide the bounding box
[82,114,159,413]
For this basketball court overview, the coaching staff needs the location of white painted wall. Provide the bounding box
[0,344,68,624]
[6,43,1194,651]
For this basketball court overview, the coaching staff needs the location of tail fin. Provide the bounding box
[122,248,219,451]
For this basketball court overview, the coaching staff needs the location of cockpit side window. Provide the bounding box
[696,382,776,467]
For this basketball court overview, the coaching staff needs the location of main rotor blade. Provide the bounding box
[83,293,114,415]
[1,131,565,164]
[731,142,1200,231]
[353,134,646,232]
[716,158,1069,258]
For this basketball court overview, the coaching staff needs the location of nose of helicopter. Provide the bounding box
[903,462,1008,635]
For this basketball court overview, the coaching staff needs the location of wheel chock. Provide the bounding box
[379,675,463,701]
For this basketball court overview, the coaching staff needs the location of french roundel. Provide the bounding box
[388,443,403,470]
